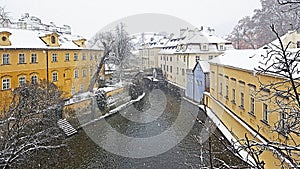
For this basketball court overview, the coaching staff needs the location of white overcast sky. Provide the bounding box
[1,0,261,39]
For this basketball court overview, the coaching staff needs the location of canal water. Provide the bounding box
[19,88,247,169]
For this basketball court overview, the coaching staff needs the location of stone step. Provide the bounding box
[57,119,78,136]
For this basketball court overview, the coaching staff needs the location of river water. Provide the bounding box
[19,88,247,169]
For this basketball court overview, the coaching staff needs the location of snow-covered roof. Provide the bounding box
[209,49,300,78]
[209,49,262,72]
[0,28,86,49]
[198,61,210,73]
[181,31,230,44]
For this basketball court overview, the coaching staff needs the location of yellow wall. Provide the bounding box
[207,63,299,168]
[0,48,103,110]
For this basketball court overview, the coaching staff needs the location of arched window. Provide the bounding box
[31,75,38,84]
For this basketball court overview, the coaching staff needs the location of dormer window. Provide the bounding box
[201,44,208,51]
[219,44,225,51]
[51,36,56,44]
[1,36,7,41]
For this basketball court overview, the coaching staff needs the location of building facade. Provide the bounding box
[205,49,299,168]
[0,24,103,110]
[185,61,210,103]
[158,27,233,89]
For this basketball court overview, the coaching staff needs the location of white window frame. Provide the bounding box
[52,72,58,82]
[31,53,37,63]
[2,53,10,65]
[74,70,79,78]
[31,75,38,84]
[52,53,57,62]
[2,78,10,90]
[19,53,26,64]
[19,76,26,86]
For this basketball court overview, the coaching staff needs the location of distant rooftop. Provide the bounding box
[1,13,72,35]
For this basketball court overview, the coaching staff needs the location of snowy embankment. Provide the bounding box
[78,92,145,129]
[183,96,257,167]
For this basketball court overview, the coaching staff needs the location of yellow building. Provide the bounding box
[205,49,299,168]
[0,27,103,110]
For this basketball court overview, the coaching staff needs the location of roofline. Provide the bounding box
[209,62,286,79]
[0,47,103,51]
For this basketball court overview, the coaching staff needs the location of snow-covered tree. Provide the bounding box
[0,6,11,27]
[95,90,107,111]
[87,23,133,91]
[227,0,300,49]
[129,79,144,100]
[0,80,65,168]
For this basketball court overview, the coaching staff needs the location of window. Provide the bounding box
[82,69,87,77]
[232,89,236,103]
[52,53,57,62]
[52,72,58,82]
[182,69,185,76]
[80,84,84,92]
[71,86,75,95]
[90,68,93,76]
[240,92,244,108]
[263,103,268,123]
[90,53,93,60]
[279,112,286,130]
[250,97,255,115]
[225,85,229,99]
[167,65,169,72]
[31,53,37,63]
[51,36,56,44]
[31,75,38,84]
[220,82,223,96]
[74,70,79,78]
[170,57,172,62]
[74,53,78,61]
[19,53,26,64]
[297,41,300,48]
[2,78,10,90]
[219,44,224,50]
[2,36,7,41]
[65,53,70,61]
[183,56,186,62]
[19,76,26,86]
[2,53,9,65]
[209,56,213,60]
[170,66,172,73]
[82,53,86,60]
[202,44,208,51]
[196,56,200,61]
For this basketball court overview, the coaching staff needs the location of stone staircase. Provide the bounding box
[57,119,78,136]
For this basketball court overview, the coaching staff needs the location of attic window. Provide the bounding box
[51,36,56,44]
[1,36,6,41]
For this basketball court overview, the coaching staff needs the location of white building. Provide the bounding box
[158,27,233,89]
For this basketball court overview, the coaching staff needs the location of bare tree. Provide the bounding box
[87,23,133,91]
[0,80,65,168]
[0,6,11,27]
